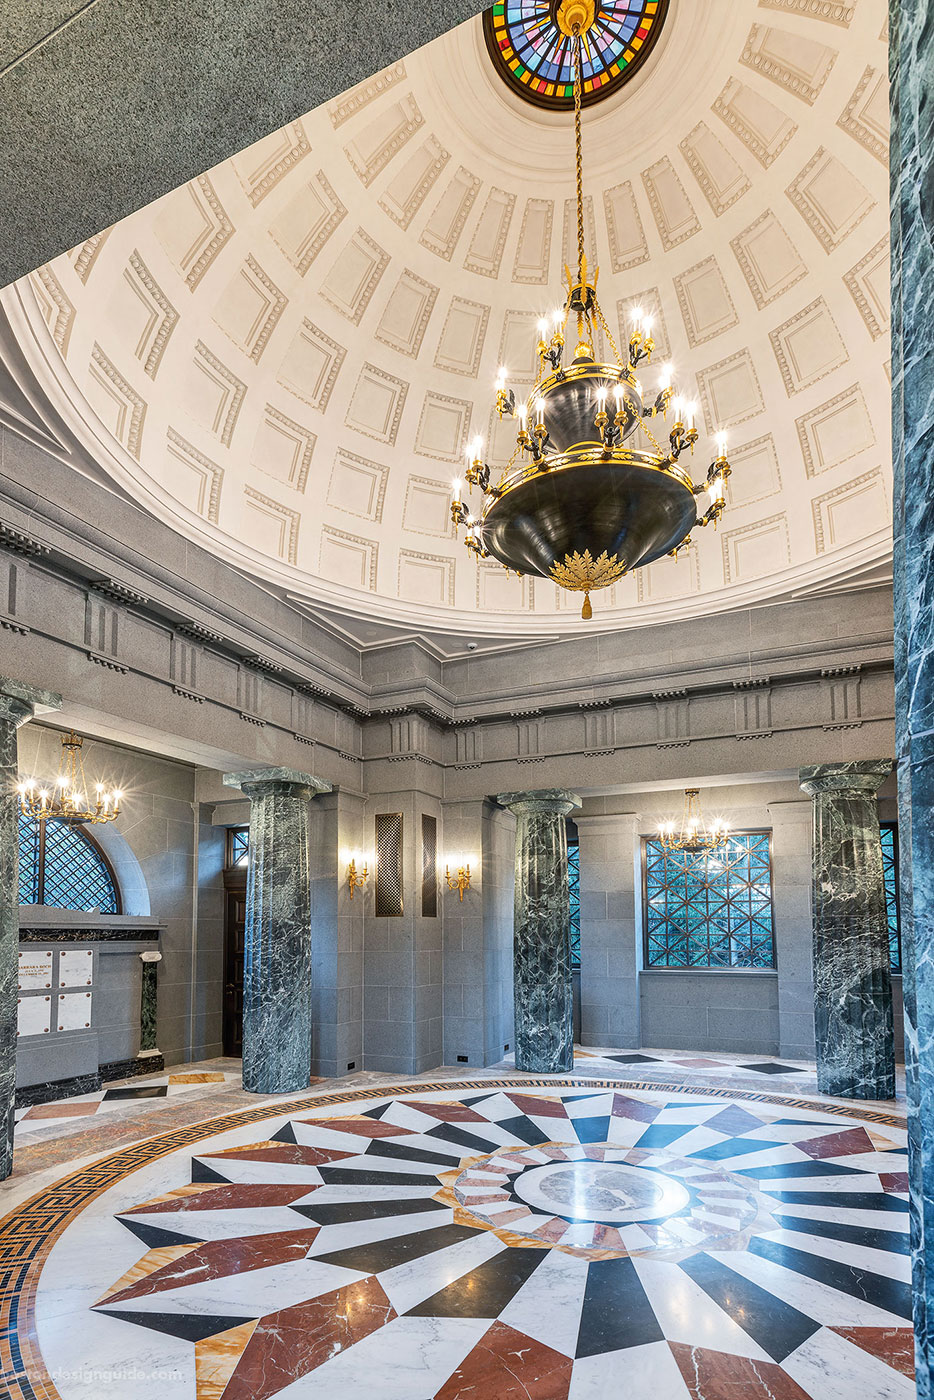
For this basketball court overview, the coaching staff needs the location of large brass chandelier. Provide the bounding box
[452,0,731,620]
[18,730,123,826]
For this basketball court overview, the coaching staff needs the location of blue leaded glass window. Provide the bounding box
[568,843,580,969]
[880,823,901,972]
[18,816,119,913]
[644,832,775,969]
[230,828,249,867]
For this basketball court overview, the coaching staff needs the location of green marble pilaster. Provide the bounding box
[497,789,581,1073]
[799,762,895,1100]
[0,676,60,1180]
[139,951,161,1053]
[223,768,331,1094]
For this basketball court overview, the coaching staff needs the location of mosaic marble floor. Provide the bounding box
[0,1071,913,1399]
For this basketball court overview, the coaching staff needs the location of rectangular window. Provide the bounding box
[643,831,775,969]
[880,822,901,972]
[227,827,249,868]
[568,842,580,969]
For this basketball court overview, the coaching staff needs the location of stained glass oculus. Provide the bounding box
[484,1,668,110]
[880,822,901,972]
[644,832,775,969]
[18,812,119,913]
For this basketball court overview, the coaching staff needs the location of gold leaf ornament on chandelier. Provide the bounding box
[452,0,732,619]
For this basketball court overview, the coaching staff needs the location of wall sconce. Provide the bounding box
[445,858,472,901]
[346,854,369,900]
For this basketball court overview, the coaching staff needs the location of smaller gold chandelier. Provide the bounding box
[657,789,729,856]
[18,730,122,825]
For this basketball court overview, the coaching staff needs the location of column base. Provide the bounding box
[515,1049,574,1074]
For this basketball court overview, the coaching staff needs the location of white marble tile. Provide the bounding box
[634,1256,771,1361]
[498,1246,590,1357]
[783,1326,916,1399]
[718,1247,910,1329]
[96,1255,364,1318]
[305,1207,455,1257]
[760,1227,910,1282]
[114,1205,309,1241]
[569,1340,692,1399]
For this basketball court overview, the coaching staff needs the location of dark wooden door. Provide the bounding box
[223,884,246,1056]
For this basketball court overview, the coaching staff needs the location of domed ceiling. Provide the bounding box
[5,0,891,639]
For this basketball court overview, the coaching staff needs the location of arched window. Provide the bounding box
[17,813,121,914]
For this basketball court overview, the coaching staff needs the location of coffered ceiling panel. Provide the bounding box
[4,0,892,638]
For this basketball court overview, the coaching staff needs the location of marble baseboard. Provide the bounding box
[14,1071,100,1107]
[100,1053,165,1082]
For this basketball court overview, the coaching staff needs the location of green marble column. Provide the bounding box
[0,677,60,1180]
[223,767,331,1094]
[799,762,894,1100]
[497,789,581,1073]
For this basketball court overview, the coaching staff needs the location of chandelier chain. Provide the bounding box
[573,29,585,289]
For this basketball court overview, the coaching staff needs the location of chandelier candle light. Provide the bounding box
[452,0,731,620]
[657,789,729,856]
[17,730,122,826]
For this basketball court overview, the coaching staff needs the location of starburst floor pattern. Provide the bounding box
[3,1079,915,1399]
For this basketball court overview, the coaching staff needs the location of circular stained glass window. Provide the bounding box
[483,0,669,110]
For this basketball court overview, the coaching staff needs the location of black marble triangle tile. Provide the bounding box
[761,1189,908,1212]
[406,1242,545,1318]
[290,1196,448,1226]
[96,1308,253,1342]
[113,1217,205,1250]
[748,1236,913,1319]
[575,1257,664,1357]
[315,1165,442,1187]
[191,1160,232,1184]
[314,1222,480,1274]
[604,1054,662,1065]
[425,1123,507,1153]
[494,1115,552,1147]
[688,1136,781,1162]
[736,1062,806,1075]
[735,1160,864,1180]
[678,1253,820,1362]
[364,1140,464,1168]
[271,1122,298,1144]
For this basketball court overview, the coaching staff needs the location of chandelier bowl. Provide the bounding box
[538,360,643,452]
[481,449,698,580]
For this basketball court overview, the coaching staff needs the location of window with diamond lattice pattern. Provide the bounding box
[18,813,119,913]
[880,822,901,972]
[568,842,580,969]
[644,832,775,969]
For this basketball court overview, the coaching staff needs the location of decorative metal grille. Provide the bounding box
[880,822,901,972]
[421,815,438,918]
[644,832,775,969]
[230,828,249,867]
[375,812,404,917]
[568,842,580,969]
[18,816,119,913]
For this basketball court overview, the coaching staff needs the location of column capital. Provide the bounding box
[799,760,892,797]
[223,767,332,800]
[496,788,581,817]
[0,676,61,728]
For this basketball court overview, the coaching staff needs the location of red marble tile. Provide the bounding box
[406,1101,491,1123]
[506,1093,569,1119]
[611,1093,661,1123]
[123,1183,312,1214]
[435,1320,573,1399]
[582,1145,607,1160]
[796,1126,876,1159]
[22,1101,101,1119]
[532,1218,570,1243]
[670,1342,812,1398]
[460,1193,507,1206]
[100,1229,318,1304]
[831,1327,916,1378]
[224,1275,395,1400]
[458,1175,508,1189]
[592,1224,624,1249]
[880,1172,910,1194]
[298,1116,413,1138]
[211,1143,356,1166]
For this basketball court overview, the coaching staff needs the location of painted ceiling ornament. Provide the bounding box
[484,0,669,110]
[455,0,731,620]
